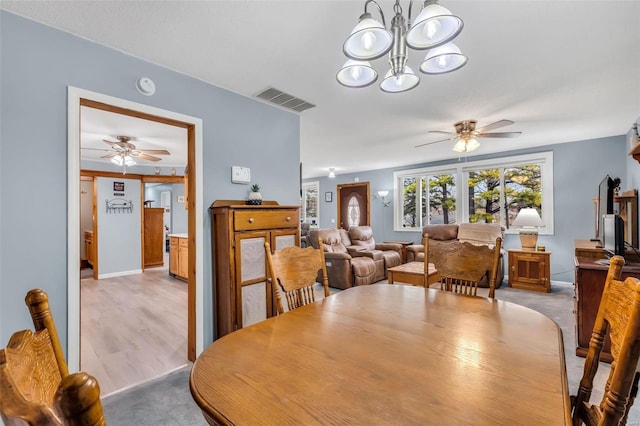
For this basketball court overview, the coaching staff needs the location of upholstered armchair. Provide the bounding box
[309,228,379,289]
[406,223,505,287]
[300,222,311,248]
[347,226,403,275]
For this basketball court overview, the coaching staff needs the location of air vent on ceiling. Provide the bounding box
[255,88,315,113]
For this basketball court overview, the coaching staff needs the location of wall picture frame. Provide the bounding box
[325,191,333,202]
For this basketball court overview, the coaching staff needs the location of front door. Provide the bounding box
[337,182,370,230]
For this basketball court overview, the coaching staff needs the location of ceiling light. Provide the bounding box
[419,42,467,74]
[338,0,465,94]
[337,60,378,88]
[328,168,336,178]
[452,137,480,153]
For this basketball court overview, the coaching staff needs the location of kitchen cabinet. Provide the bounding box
[210,201,299,339]
[169,235,188,280]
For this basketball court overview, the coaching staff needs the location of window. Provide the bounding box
[301,181,319,226]
[394,152,553,234]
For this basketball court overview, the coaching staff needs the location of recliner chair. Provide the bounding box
[347,226,403,276]
[309,228,379,289]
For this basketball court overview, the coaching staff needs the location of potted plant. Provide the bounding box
[247,184,262,205]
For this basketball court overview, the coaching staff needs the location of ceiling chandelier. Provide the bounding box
[110,152,136,174]
[336,0,466,93]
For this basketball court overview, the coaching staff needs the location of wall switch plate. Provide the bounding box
[231,166,251,184]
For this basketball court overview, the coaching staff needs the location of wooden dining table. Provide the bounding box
[190,285,571,425]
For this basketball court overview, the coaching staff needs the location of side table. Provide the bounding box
[508,249,551,292]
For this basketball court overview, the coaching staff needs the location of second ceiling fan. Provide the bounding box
[415,119,521,153]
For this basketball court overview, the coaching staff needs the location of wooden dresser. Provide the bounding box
[143,207,165,268]
[210,201,300,340]
[574,240,640,362]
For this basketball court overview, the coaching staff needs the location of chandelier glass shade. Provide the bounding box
[110,153,136,167]
[452,137,480,153]
[337,0,466,93]
[337,60,378,87]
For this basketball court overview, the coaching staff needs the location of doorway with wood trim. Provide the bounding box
[337,182,370,229]
[67,87,204,387]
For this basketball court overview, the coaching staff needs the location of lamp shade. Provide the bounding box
[328,168,336,178]
[343,16,393,61]
[380,66,420,93]
[419,42,467,74]
[336,60,378,88]
[512,208,544,228]
[377,190,389,198]
[405,2,464,50]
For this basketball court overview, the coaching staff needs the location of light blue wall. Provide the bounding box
[307,135,629,283]
[96,177,142,276]
[144,183,187,233]
[0,12,300,349]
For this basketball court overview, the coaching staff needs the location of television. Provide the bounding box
[595,175,618,242]
[603,214,625,256]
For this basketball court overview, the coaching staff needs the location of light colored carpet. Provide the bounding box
[102,281,639,425]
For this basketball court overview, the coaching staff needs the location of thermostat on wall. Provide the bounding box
[231,166,251,184]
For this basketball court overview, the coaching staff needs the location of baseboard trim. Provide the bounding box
[98,269,143,279]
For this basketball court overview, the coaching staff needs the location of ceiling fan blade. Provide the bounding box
[139,149,171,155]
[103,140,125,150]
[427,131,456,135]
[134,153,162,162]
[476,132,522,138]
[476,119,514,133]
[415,136,458,148]
[81,147,110,151]
[100,153,117,159]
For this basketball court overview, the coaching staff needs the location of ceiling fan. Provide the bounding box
[98,136,171,162]
[415,119,522,153]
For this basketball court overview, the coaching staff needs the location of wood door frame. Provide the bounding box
[68,87,204,371]
[337,182,371,229]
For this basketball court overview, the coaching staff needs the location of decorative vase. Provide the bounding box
[247,184,262,205]
[247,192,262,205]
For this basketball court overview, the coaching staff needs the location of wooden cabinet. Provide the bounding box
[144,208,165,268]
[211,201,300,340]
[508,249,551,292]
[169,235,188,280]
[84,230,94,267]
[573,255,640,362]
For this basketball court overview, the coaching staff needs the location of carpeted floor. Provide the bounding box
[102,282,640,425]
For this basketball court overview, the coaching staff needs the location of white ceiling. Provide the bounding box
[3,1,639,179]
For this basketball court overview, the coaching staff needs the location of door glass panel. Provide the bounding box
[347,197,360,227]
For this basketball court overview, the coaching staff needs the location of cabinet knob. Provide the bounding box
[286,216,291,221]
[248,218,254,223]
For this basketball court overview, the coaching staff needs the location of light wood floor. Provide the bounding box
[80,255,188,396]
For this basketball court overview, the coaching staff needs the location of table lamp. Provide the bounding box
[512,208,543,251]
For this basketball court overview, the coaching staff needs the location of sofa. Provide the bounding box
[347,226,403,272]
[309,228,382,289]
[406,223,505,287]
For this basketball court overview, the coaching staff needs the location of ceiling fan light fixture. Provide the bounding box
[466,137,480,151]
[380,65,420,93]
[344,14,393,61]
[420,42,467,74]
[124,155,136,166]
[337,60,378,88]
[406,1,464,50]
[111,155,123,166]
[453,137,480,153]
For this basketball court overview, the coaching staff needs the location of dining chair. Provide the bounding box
[424,234,502,298]
[0,289,106,426]
[571,255,640,426]
[265,237,330,314]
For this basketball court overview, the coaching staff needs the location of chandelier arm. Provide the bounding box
[363,0,387,28]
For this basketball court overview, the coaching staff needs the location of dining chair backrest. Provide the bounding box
[0,289,106,426]
[424,234,502,298]
[571,255,640,426]
[265,237,330,314]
